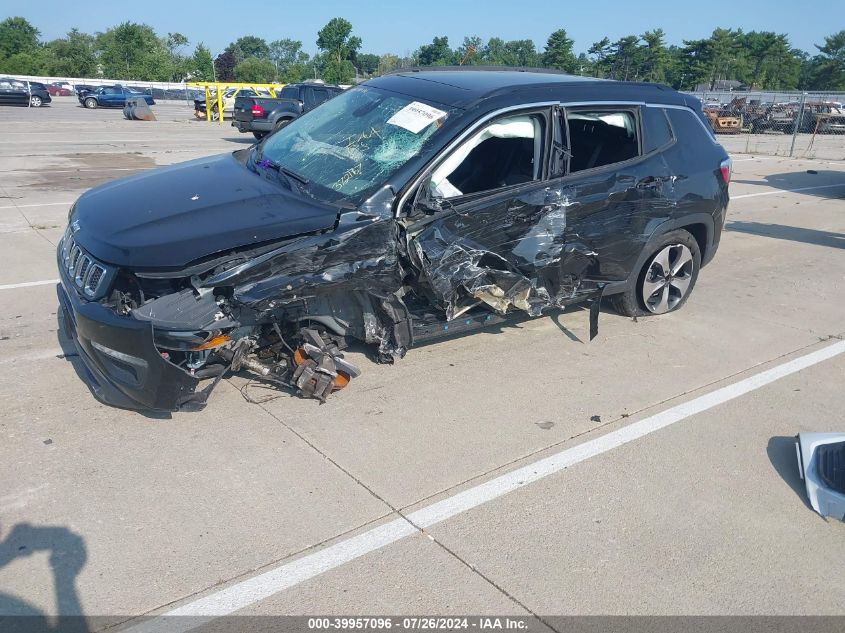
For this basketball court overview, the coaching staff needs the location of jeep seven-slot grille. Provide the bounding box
[61,229,112,299]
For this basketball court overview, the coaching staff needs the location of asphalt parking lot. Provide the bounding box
[1,98,845,630]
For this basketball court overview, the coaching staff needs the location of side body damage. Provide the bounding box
[56,70,729,412]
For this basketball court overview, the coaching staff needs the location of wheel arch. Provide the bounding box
[270,112,296,127]
[604,213,714,296]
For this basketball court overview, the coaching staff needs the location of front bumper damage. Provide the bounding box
[57,279,201,412]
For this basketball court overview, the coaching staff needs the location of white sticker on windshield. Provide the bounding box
[387,101,448,134]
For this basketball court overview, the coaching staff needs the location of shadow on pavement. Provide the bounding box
[0,522,89,633]
[733,169,845,198]
[726,221,844,249]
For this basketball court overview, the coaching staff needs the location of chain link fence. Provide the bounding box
[687,90,845,161]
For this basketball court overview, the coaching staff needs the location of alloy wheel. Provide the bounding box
[30,95,42,107]
[641,244,694,314]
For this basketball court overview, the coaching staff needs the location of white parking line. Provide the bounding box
[732,183,845,199]
[0,201,72,210]
[0,279,58,291]
[126,339,845,633]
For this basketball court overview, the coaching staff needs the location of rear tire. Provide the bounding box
[252,131,267,140]
[610,229,701,317]
[84,97,97,109]
[30,95,43,107]
[273,117,293,132]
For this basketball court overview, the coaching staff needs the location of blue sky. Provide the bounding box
[4,0,828,56]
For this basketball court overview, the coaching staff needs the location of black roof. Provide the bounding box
[367,68,698,111]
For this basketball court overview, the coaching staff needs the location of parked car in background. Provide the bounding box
[57,69,730,412]
[233,82,343,139]
[0,78,52,107]
[48,82,74,96]
[79,85,155,109]
[194,86,275,121]
[25,82,52,107]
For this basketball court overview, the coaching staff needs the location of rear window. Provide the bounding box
[643,107,673,153]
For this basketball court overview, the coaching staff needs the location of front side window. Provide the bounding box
[429,112,546,199]
[567,108,639,172]
[258,86,454,204]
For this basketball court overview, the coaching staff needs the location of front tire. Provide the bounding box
[84,97,97,109]
[611,229,701,317]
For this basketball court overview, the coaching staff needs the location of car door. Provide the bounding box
[11,80,29,106]
[96,87,111,105]
[102,87,122,106]
[550,104,676,284]
[405,107,571,319]
[0,79,13,105]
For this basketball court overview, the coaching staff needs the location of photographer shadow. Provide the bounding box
[0,522,89,633]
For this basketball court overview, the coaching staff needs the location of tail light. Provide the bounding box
[720,158,732,185]
[251,104,264,117]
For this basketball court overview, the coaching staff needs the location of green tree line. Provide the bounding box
[1,15,843,90]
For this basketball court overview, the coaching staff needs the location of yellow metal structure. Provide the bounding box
[187,82,286,124]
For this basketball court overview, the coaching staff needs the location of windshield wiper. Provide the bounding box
[278,165,309,186]
[253,152,309,189]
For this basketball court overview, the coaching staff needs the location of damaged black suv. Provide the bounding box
[57,68,730,412]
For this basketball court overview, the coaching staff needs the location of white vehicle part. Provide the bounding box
[796,432,845,520]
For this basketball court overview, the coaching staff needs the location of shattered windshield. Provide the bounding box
[256,86,454,204]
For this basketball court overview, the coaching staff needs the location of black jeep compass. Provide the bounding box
[57,68,730,411]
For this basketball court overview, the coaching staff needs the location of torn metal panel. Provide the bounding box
[408,183,601,320]
[796,433,845,521]
[193,203,414,362]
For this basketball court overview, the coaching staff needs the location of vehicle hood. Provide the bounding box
[70,152,339,269]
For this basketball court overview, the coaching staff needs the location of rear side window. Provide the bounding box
[566,108,640,172]
[280,86,299,99]
[643,107,673,153]
[666,108,716,145]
